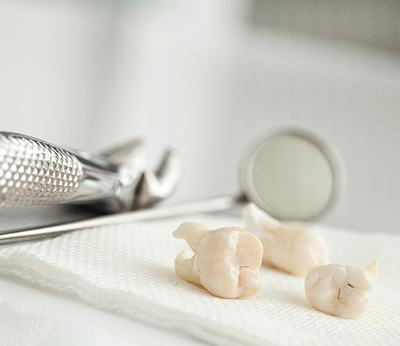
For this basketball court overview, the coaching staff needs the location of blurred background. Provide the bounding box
[0,0,399,233]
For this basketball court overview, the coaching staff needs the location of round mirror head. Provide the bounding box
[240,128,344,221]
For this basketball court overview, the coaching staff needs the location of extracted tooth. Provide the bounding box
[305,261,379,319]
[173,222,263,298]
[174,222,209,252]
[175,249,201,285]
[173,222,208,285]
[242,203,330,276]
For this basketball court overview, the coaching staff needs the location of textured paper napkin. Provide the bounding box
[0,216,399,345]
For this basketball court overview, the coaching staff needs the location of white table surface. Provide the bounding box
[0,276,207,346]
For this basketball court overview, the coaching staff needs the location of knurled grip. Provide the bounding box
[0,133,83,207]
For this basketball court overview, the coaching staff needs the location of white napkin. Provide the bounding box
[0,216,399,346]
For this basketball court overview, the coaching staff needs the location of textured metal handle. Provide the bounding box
[0,132,83,207]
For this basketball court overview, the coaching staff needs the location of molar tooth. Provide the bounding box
[173,223,263,299]
[174,250,200,285]
[305,262,378,319]
[173,222,209,252]
[243,203,330,276]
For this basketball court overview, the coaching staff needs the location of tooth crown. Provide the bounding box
[305,263,378,319]
[174,223,263,299]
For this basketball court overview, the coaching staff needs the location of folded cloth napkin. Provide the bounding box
[0,215,399,346]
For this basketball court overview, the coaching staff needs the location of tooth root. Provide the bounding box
[173,222,209,252]
[243,203,281,235]
[366,260,379,277]
[242,202,330,276]
[175,250,200,285]
[134,150,181,207]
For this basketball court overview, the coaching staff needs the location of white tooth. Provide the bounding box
[242,203,281,237]
[242,203,330,276]
[305,263,378,319]
[173,223,263,299]
[173,222,209,252]
[174,250,200,285]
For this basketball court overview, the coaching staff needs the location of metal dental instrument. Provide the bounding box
[0,128,344,244]
[0,132,181,212]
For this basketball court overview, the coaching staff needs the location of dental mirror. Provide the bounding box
[240,128,342,220]
[0,127,344,244]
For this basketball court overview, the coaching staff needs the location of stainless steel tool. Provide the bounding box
[0,132,181,212]
[0,127,344,244]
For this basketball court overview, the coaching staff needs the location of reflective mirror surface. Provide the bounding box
[241,130,342,220]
